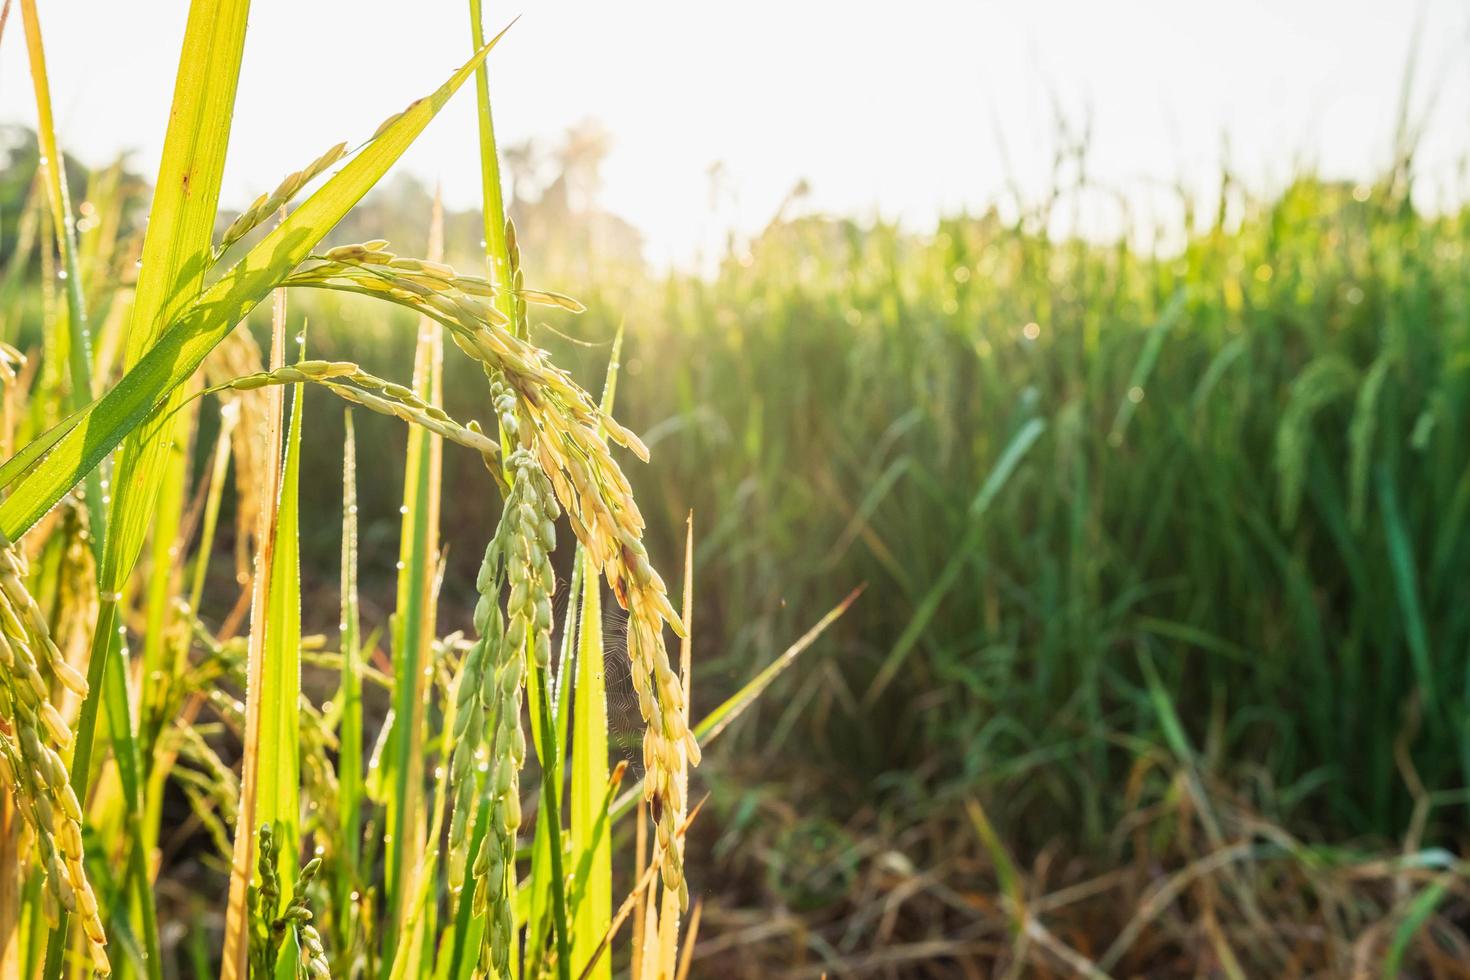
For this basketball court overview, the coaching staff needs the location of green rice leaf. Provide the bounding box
[569,327,623,979]
[258,368,305,861]
[337,412,364,909]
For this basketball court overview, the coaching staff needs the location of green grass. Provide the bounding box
[563,177,1470,847]
[3,1,1470,975]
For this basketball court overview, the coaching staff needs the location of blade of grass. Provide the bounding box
[388,642,456,980]
[467,0,514,327]
[576,798,707,980]
[568,325,623,978]
[1107,291,1184,445]
[139,412,193,760]
[260,354,304,853]
[336,411,363,929]
[565,762,628,928]
[103,0,250,606]
[219,288,290,980]
[533,655,573,980]
[1378,464,1435,719]
[383,188,446,961]
[613,586,862,820]
[18,0,107,559]
[1382,876,1450,979]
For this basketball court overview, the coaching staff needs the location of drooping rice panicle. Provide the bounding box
[285,242,698,891]
[468,444,561,976]
[445,537,504,896]
[0,541,108,975]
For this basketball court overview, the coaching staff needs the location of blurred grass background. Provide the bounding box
[5,119,1470,972]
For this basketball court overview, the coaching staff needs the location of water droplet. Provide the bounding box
[57,270,68,281]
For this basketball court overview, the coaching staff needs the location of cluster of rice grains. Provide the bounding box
[446,440,561,974]
[0,541,108,974]
[297,231,701,907]
[248,823,330,979]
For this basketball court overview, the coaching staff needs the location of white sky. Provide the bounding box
[2,0,1468,266]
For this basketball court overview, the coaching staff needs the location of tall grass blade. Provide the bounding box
[575,799,706,980]
[259,358,305,859]
[220,289,291,980]
[337,411,363,925]
[534,662,573,980]
[103,0,249,615]
[1382,877,1450,979]
[568,328,625,978]
[614,587,862,820]
[1107,291,1184,445]
[1379,464,1435,716]
[18,0,107,558]
[467,0,515,326]
[384,188,447,956]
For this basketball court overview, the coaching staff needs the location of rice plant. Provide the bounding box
[5,0,1470,975]
[0,2,853,977]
